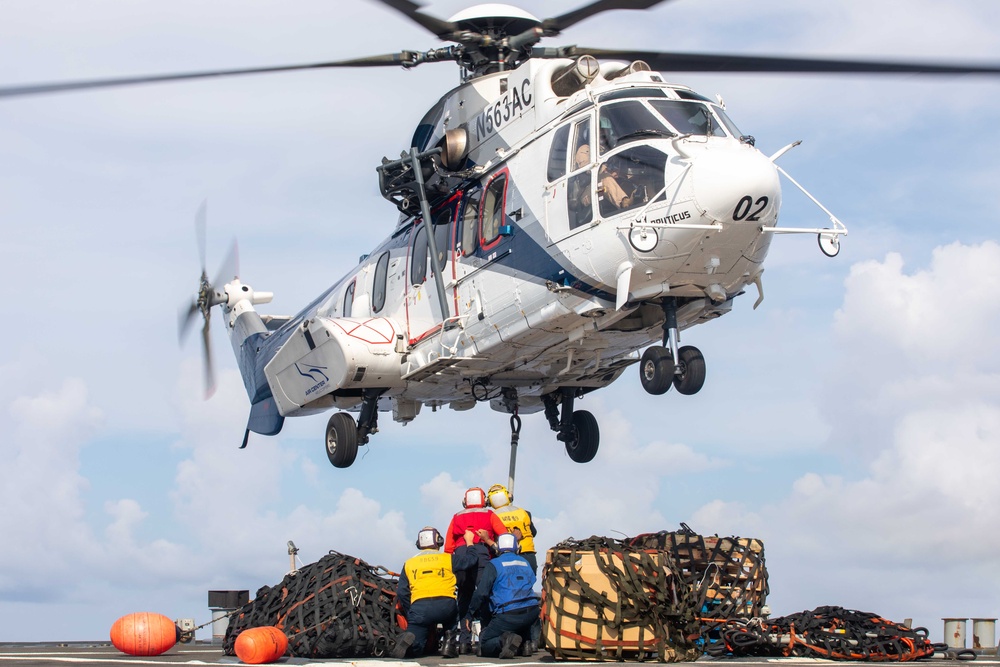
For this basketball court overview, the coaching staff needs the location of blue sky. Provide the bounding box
[2,0,1000,644]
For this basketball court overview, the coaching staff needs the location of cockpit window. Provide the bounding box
[547,123,571,182]
[674,89,714,103]
[598,100,675,154]
[597,87,668,103]
[649,99,727,137]
[596,145,669,218]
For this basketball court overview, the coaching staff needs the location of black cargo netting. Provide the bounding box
[541,536,702,662]
[626,526,769,621]
[706,606,937,661]
[222,550,401,659]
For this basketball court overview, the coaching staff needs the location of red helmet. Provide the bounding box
[462,487,486,509]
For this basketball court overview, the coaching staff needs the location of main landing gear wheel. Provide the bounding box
[564,409,599,463]
[325,412,359,468]
[673,345,706,395]
[639,346,673,395]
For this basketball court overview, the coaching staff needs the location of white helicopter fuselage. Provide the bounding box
[223,55,786,456]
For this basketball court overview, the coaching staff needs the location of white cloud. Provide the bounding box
[0,379,103,597]
[711,242,1000,629]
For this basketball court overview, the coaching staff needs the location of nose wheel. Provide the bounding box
[640,298,707,396]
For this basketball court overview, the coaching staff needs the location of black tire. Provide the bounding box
[639,346,673,395]
[673,345,706,395]
[325,412,359,468]
[565,409,599,463]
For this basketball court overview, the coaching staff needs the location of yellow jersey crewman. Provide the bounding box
[393,527,477,659]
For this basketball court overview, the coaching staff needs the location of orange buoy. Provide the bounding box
[109,612,178,656]
[234,626,288,664]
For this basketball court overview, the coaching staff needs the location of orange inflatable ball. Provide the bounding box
[234,626,288,664]
[110,612,178,656]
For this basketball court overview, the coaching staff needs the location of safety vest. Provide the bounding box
[489,552,538,614]
[445,507,502,552]
[404,550,457,602]
[494,505,536,554]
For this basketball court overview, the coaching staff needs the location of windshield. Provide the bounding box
[649,99,730,137]
[598,100,674,154]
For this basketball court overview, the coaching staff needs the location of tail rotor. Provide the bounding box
[178,200,239,399]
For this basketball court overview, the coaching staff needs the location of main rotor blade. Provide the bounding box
[560,47,1000,75]
[542,0,674,35]
[370,0,459,39]
[0,53,418,99]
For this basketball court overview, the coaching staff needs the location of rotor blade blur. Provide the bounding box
[560,47,1000,75]
[202,317,216,400]
[213,239,240,291]
[178,300,199,343]
[0,53,419,99]
[542,0,673,34]
[372,0,459,39]
[195,199,208,274]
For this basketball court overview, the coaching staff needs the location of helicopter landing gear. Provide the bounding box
[543,388,600,463]
[325,412,358,468]
[674,345,706,395]
[640,298,707,396]
[640,346,674,395]
[324,390,382,469]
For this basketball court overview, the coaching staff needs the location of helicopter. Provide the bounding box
[5,1,998,470]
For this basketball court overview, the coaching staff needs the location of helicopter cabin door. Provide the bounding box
[404,199,458,346]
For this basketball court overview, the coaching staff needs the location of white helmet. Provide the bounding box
[496,533,519,554]
[415,526,444,549]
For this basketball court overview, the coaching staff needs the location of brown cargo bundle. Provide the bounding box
[627,525,768,622]
[540,536,702,662]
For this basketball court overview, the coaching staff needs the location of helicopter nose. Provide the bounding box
[689,145,780,225]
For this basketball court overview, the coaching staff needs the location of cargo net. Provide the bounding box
[540,536,702,662]
[626,525,769,623]
[223,550,400,659]
[708,606,936,661]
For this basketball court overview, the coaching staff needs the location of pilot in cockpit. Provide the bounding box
[598,158,634,212]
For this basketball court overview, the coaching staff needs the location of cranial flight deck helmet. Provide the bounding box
[463,487,487,509]
[416,526,444,549]
[488,483,512,509]
[496,533,519,554]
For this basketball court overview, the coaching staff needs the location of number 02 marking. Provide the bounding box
[733,195,769,222]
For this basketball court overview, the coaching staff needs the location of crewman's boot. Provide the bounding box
[441,630,460,659]
[499,632,523,659]
[391,632,415,659]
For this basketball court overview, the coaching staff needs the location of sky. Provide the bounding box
[2,0,1000,646]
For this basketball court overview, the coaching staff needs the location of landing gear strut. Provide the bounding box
[543,388,600,463]
[639,298,706,396]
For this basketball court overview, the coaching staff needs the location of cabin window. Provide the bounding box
[598,100,674,153]
[481,174,507,246]
[432,206,452,273]
[547,124,571,182]
[343,280,355,317]
[567,117,593,229]
[571,117,591,170]
[459,188,481,257]
[372,253,389,312]
[597,145,669,218]
[410,224,428,285]
[649,99,727,137]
